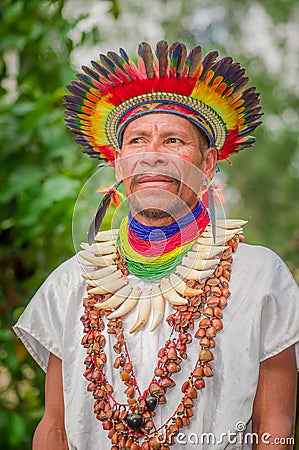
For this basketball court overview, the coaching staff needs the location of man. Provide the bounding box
[14,41,299,450]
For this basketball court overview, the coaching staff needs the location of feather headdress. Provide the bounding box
[64,40,262,164]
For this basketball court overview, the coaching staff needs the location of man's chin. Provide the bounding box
[137,208,172,221]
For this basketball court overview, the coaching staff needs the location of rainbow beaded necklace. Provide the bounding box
[117,201,210,280]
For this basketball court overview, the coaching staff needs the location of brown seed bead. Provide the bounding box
[126,438,133,448]
[167,362,179,373]
[199,349,213,362]
[198,317,211,329]
[160,376,175,388]
[207,296,219,307]
[102,419,113,430]
[213,306,223,318]
[221,288,231,298]
[112,409,120,420]
[119,436,126,448]
[115,422,126,431]
[203,306,214,317]
[186,407,194,418]
[113,357,121,369]
[150,383,161,395]
[176,416,182,427]
[169,423,179,436]
[158,394,167,404]
[210,286,222,297]
[200,336,210,348]
[192,366,203,378]
[218,296,228,309]
[123,362,133,372]
[183,397,194,408]
[194,378,205,390]
[219,276,229,288]
[209,338,215,348]
[140,442,150,450]
[176,402,185,414]
[203,366,214,377]
[149,437,161,449]
[181,415,190,426]
[108,427,115,439]
[119,409,128,420]
[186,387,197,399]
[195,328,206,339]
[215,266,223,277]
[125,385,135,397]
[131,443,141,450]
[211,317,223,331]
[121,370,131,382]
[113,343,122,354]
[207,277,220,286]
[111,433,119,444]
[154,367,164,377]
[183,381,191,393]
[205,325,217,338]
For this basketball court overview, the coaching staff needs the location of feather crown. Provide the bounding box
[63,40,262,164]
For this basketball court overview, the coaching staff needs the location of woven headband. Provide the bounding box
[63,40,262,164]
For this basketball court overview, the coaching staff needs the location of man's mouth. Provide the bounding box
[133,174,180,188]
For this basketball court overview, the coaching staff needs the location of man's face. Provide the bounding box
[115,113,216,225]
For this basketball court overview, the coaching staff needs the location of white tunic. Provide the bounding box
[13,243,299,450]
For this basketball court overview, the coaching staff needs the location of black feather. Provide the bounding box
[186,45,202,77]
[138,42,154,78]
[87,190,113,245]
[155,40,169,78]
[200,51,218,80]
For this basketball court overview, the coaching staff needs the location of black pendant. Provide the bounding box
[126,413,143,431]
[145,395,158,411]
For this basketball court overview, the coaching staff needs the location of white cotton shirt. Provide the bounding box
[13,243,299,450]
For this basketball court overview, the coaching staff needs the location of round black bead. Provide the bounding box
[145,395,158,411]
[126,413,143,431]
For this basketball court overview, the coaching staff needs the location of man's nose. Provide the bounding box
[139,145,169,167]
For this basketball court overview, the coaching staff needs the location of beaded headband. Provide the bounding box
[63,40,262,164]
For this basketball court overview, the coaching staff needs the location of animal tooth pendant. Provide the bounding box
[160,278,188,305]
[169,273,203,296]
[78,251,116,267]
[81,265,118,280]
[150,285,165,332]
[215,219,247,229]
[129,289,151,333]
[95,229,119,241]
[176,266,215,281]
[94,284,132,309]
[87,270,122,287]
[108,286,141,319]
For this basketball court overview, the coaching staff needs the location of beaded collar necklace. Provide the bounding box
[79,219,246,449]
[117,201,210,280]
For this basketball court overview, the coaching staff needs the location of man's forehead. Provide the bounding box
[122,113,196,135]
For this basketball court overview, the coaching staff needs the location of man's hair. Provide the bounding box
[193,124,210,154]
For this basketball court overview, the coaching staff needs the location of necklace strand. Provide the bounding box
[81,231,242,449]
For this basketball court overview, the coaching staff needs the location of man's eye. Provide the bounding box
[166,137,182,144]
[130,137,143,144]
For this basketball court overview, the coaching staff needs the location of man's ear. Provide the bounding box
[114,148,123,182]
[202,147,217,180]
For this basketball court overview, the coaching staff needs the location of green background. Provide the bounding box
[0,0,298,448]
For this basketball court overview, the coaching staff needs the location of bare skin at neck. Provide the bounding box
[115,113,217,227]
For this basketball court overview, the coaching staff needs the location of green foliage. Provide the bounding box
[0,0,119,448]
